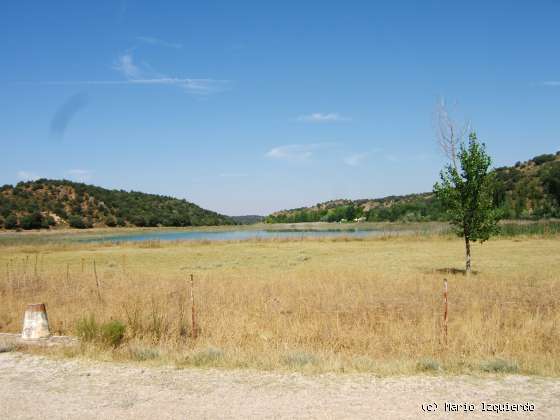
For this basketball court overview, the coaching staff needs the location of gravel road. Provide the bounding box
[1,352,559,419]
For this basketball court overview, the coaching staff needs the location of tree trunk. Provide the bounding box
[465,236,472,274]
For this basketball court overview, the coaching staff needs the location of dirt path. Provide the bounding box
[1,353,559,419]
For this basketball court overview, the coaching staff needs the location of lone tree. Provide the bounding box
[433,132,500,273]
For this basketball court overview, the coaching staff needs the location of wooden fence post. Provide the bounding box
[443,278,448,347]
[93,259,102,302]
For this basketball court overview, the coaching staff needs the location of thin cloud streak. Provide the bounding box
[541,81,560,86]
[137,36,182,49]
[265,143,332,161]
[37,53,230,95]
[50,92,89,138]
[344,152,369,167]
[297,112,350,123]
[42,78,230,94]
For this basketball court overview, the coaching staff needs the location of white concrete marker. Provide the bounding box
[21,303,51,340]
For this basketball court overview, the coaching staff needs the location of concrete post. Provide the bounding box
[21,303,51,340]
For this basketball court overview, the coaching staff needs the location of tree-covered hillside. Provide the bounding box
[266,151,560,223]
[0,179,234,229]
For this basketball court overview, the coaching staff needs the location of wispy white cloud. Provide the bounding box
[297,113,350,123]
[113,53,141,79]
[265,143,332,161]
[137,36,182,49]
[66,169,92,182]
[17,171,40,181]
[343,152,369,167]
[40,52,230,95]
[43,77,229,94]
[541,81,560,86]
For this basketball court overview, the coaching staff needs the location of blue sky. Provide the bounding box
[1,1,559,215]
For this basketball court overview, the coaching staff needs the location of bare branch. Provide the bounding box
[434,97,470,170]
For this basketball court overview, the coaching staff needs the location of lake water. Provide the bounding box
[89,228,407,243]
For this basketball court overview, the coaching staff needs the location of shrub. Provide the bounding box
[76,315,126,348]
[351,356,376,371]
[75,314,99,342]
[416,358,441,372]
[480,358,518,373]
[191,346,224,366]
[533,154,555,165]
[128,345,160,361]
[41,216,55,229]
[20,212,43,230]
[68,215,86,229]
[3,214,17,229]
[281,351,318,368]
[99,320,126,348]
[132,215,147,227]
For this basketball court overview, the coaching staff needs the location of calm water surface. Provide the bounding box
[89,228,408,243]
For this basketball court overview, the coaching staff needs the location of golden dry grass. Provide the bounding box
[1,234,559,375]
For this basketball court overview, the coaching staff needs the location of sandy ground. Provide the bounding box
[0,353,559,419]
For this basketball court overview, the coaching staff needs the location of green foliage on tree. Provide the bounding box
[105,215,117,227]
[533,153,556,165]
[42,215,56,228]
[68,215,87,229]
[433,132,501,273]
[542,162,560,206]
[265,195,448,224]
[20,211,44,230]
[4,214,18,229]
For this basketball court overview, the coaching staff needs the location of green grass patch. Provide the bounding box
[416,358,441,372]
[498,221,560,237]
[189,346,224,366]
[480,358,519,373]
[128,345,160,361]
[76,315,126,348]
[281,351,318,368]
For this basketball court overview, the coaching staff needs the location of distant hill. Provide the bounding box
[266,151,560,223]
[0,179,235,229]
[230,215,265,225]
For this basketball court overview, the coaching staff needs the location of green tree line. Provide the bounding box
[266,151,560,224]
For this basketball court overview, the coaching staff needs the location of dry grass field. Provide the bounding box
[1,233,559,376]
